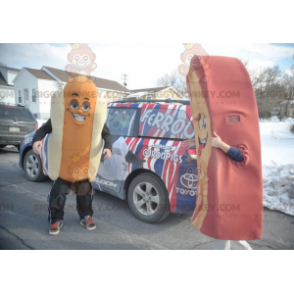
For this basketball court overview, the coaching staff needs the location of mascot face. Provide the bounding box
[188,70,212,167]
[196,113,211,159]
[64,76,98,126]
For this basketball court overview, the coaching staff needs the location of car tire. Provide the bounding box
[24,149,47,182]
[127,173,170,223]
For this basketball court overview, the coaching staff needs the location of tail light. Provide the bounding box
[35,123,38,130]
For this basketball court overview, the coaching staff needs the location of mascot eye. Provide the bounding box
[83,168,88,174]
[188,54,193,61]
[75,55,79,61]
[82,101,90,111]
[199,118,203,131]
[70,99,79,110]
[204,116,207,129]
[84,55,88,61]
[74,167,80,174]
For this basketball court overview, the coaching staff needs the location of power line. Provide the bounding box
[121,74,128,87]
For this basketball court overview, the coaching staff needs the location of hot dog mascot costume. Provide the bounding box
[186,56,263,241]
[44,75,107,182]
[34,75,109,233]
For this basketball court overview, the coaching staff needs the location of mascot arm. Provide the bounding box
[232,144,250,166]
[32,119,52,144]
[102,123,113,152]
[226,146,244,162]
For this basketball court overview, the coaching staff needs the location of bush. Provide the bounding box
[290,124,294,134]
[259,109,272,119]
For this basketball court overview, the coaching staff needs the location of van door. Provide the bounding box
[138,104,197,213]
[92,106,140,199]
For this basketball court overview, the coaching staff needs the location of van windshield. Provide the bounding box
[0,106,35,121]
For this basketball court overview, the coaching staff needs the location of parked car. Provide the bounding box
[0,103,37,150]
[19,100,197,223]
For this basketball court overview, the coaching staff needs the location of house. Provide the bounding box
[0,66,20,104]
[125,86,183,101]
[13,66,129,119]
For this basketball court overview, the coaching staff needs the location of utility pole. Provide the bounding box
[121,74,128,87]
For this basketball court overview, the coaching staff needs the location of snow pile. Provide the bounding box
[263,163,294,216]
[260,118,294,216]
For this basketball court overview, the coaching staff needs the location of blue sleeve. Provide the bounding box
[226,146,244,162]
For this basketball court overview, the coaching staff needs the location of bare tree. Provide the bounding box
[157,70,179,88]
[279,73,294,119]
[156,70,188,98]
[239,57,287,119]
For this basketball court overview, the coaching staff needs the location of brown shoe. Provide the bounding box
[80,216,96,230]
[49,221,63,235]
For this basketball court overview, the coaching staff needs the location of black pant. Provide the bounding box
[48,178,93,224]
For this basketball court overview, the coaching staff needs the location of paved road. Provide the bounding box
[0,146,293,250]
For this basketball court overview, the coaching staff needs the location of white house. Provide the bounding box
[0,66,20,104]
[13,68,59,119]
[13,66,130,119]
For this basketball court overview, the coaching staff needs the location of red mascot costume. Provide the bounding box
[186,56,263,241]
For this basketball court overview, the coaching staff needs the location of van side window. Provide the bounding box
[139,106,195,140]
[107,108,138,137]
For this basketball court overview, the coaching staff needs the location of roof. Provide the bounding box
[131,86,168,93]
[24,68,56,81]
[126,92,146,98]
[43,66,129,92]
[0,72,13,87]
[0,65,20,72]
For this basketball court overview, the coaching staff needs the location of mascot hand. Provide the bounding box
[33,141,42,155]
[103,148,112,160]
[182,139,196,148]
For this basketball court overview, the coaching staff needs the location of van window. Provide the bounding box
[139,105,195,139]
[107,108,138,137]
[0,106,35,121]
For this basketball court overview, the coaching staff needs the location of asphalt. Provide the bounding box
[0,146,293,250]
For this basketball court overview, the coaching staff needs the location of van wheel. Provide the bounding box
[128,173,170,223]
[24,149,47,182]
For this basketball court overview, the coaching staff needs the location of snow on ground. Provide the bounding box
[260,116,294,216]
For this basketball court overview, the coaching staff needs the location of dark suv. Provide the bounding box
[0,103,37,150]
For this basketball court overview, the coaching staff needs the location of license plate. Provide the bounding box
[9,127,20,132]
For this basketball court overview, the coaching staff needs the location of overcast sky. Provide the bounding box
[0,43,293,90]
